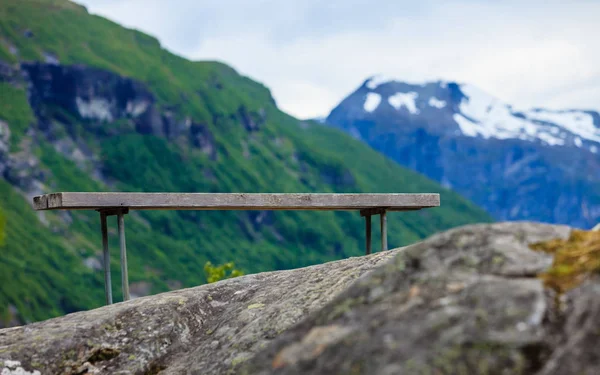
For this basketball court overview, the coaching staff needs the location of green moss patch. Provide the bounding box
[0,83,34,148]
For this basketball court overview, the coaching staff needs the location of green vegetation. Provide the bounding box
[204,261,244,284]
[0,206,5,245]
[0,0,492,325]
[0,83,34,147]
[531,230,600,294]
[0,180,104,322]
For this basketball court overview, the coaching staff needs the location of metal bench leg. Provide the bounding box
[365,215,372,255]
[100,212,113,305]
[380,210,387,251]
[117,211,130,301]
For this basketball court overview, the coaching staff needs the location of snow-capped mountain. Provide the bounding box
[326,76,600,228]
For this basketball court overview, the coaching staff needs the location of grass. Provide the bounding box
[0,83,34,148]
[0,205,5,244]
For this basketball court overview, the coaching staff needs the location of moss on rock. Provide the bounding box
[531,229,600,294]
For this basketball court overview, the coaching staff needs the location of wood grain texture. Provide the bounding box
[33,192,440,211]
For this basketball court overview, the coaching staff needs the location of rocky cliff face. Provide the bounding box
[0,61,219,197]
[326,77,600,228]
[2,223,599,375]
[21,62,222,149]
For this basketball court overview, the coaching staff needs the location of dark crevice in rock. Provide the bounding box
[521,342,552,374]
[190,122,217,159]
[143,362,167,375]
[238,105,266,132]
[408,256,421,270]
[87,347,120,364]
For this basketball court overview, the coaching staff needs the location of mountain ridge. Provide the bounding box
[326,75,600,228]
[351,75,600,149]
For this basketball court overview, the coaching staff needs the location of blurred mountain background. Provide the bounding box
[325,77,600,228]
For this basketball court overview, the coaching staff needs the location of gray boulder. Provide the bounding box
[242,222,600,375]
[0,246,397,374]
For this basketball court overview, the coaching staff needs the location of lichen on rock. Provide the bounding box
[531,229,600,294]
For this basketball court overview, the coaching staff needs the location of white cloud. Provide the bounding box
[77,0,600,119]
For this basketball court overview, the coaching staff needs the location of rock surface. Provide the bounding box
[243,222,600,375]
[0,247,397,374]
[2,222,600,375]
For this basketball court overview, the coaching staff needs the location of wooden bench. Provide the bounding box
[33,192,440,304]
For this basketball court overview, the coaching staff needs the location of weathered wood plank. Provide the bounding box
[33,192,440,211]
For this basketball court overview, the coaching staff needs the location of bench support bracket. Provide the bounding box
[100,212,112,305]
[365,215,372,255]
[360,208,388,254]
[380,210,387,252]
[97,208,130,304]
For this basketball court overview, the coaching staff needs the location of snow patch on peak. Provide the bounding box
[453,114,480,137]
[523,110,600,144]
[454,83,600,147]
[366,75,396,90]
[455,84,566,146]
[459,84,503,121]
[365,75,440,90]
[355,78,600,149]
[428,97,446,109]
[537,132,566,146]
[388,92,419,114]
[363,92,382,112]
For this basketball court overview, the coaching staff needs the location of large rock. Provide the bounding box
[0,247,397,374]
[2,222,600,375]
[242,222,600,375]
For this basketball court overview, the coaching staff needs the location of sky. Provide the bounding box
[76,0,600,119]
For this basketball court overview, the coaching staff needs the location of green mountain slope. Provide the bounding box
[0,0,492,326]
[0,206,5,244]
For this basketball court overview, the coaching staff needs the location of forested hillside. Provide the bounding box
[0,0,491,326]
